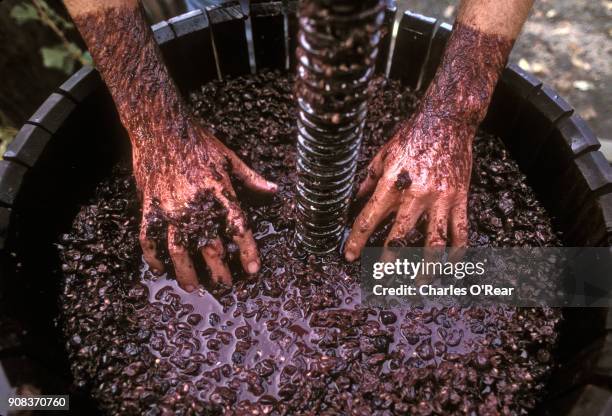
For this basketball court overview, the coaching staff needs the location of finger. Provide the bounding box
[425,201,450,248]
[216,188,261,275]
[345,180,398,262]
[167,225,199,292]
[356,150,385,199]
[448,198,469,262]
[227,152,277,194]
[422,203,450,282]
[139,203,165,274]
[449,198,469,248]
[384,196,425,246]
[201,238,232,286]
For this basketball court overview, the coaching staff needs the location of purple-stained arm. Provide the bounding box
[345,0,534,260]
[63,0,277,290]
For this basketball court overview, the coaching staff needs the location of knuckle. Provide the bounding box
[429,187,449,198]
[381,172,398,185]
[229,210,246,225]
[454,222,469,236]
[394,213,412,225]
[450,199,468,215]
[429,237,447,246]
[204,249,222,260]
[386,203,399,216]
[140,238,156,251]
[454,193,469,207]
[428,229,448,245]
[139,221,150,237]
[228,217,247,237]
[240,244,256,257]
[168,244,187,257]
[204,244,224,259]
[138,232,150,246]
[404,185,428,199]
[357,217,371,233]
[422,190,449,206]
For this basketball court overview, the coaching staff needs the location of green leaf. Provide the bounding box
[66,42,83,56]
[10,3,40,25]
[36,0,74,30]
[40,45,74,74]
[0,126,18,160]
[64,42,91,67]
[82,51,93,66]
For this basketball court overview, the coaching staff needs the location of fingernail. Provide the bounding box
[248,261,260,274]
[345,251,356,262]
[151,267,164,276]
[185,285,196,293]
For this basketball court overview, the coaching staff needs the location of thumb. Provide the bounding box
[227,152,278,194]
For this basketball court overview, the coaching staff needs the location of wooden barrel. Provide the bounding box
[0,2,610,413]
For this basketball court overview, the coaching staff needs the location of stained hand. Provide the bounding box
[344,110,474,261]
[134,121,277,291]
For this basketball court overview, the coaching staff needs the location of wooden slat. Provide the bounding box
[546,113,600,160]
[151,20,175,45]
[375,0,397,74]
[3,124,52,168]
[0,160,27,206]
[57,66,101,103]
[250,1,286,71]
[388,11,436,89]
[418,21,451,89]
[162,10,218,92]
[527,113,603,236]
[509,83,574,172]
[284,0,298,71]
[0,207,11,250]
[481,63,542,144]
[28,93,76,134]
[566,193,612,246]
[207,3,251,78]
[551,151,612,234]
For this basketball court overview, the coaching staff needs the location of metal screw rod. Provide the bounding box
[295,0,385,254]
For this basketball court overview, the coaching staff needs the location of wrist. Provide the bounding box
[72,1,193,147]
[419,22,514,128]
[419,88,489,129]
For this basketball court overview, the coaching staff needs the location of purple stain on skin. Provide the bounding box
[395,169,412,191]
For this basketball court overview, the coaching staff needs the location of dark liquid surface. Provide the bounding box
[59,72,561,415]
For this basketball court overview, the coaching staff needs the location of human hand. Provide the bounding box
[134,120,277,291]
[62,0,277,291]
[344,109,475,261]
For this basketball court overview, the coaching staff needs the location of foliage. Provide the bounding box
[41,43,91,74]
[10,0,92,74]
[10,3,39,24]
[0,111,17,159]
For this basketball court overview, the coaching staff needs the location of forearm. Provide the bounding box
[63,0,192,148]
[457,0,533,38]
[419,0,533,128]
[64,2,275,287]
[347,1,534,254]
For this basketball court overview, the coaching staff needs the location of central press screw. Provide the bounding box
[295,0,386,254]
